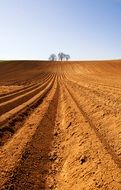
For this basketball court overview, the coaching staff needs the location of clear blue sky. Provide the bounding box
[0,0,121,60]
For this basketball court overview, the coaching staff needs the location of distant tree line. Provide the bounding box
[49,52,70,61]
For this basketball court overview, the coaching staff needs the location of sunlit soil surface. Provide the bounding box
[0,60,121,190]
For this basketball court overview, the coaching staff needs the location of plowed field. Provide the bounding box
[0,60,121,190]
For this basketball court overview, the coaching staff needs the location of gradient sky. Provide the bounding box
[0,0,121,60]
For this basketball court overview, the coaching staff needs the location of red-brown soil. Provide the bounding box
[0,60,121,190]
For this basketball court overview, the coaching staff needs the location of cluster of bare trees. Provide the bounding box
[49,52,70,61]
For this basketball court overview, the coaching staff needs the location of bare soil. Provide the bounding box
[0,60,121,190]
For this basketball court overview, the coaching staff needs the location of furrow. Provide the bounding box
[0,77,59,189]
[64,76,121,161]
[0,73,53,103]
[0,72,48,98]
[64,82,121,168]
[65,78,121,115]
[0,75,53,116]
[0,76,55,128]
[0,77,55,146]
[64,74,121,110]
[50,76,121,190]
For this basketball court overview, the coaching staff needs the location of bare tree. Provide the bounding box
[65,54,70,61]
[49,52,70,61]
[58,52,65,61]
[49,54,57,61]
[58,52,70,61]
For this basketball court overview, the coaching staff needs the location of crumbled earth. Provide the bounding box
[0,60,121,190]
